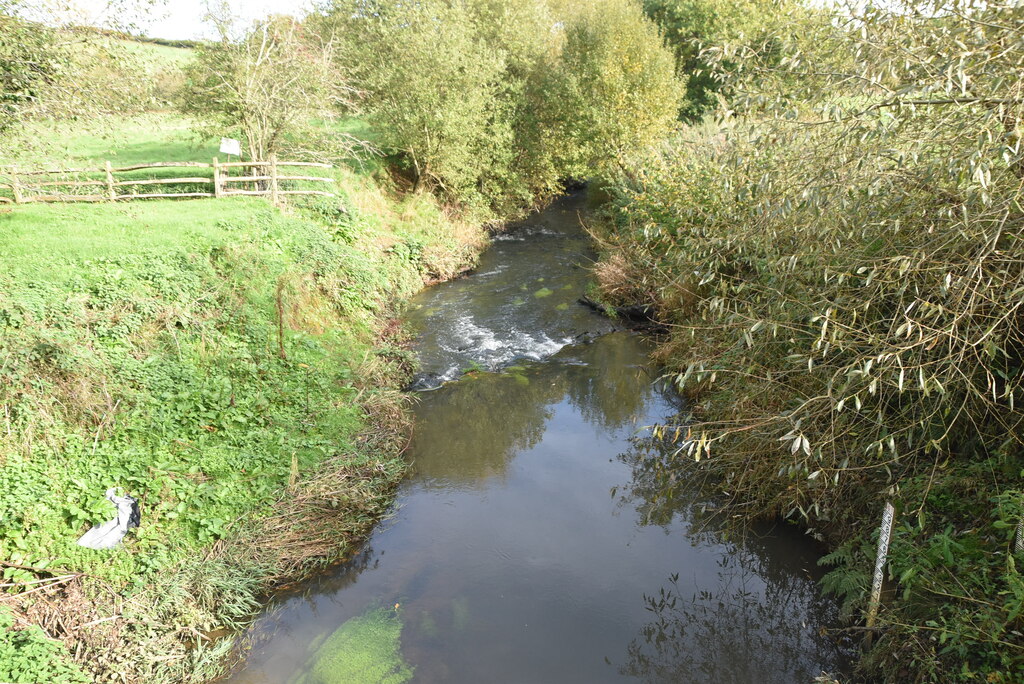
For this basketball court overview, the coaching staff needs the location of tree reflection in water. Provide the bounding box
[615,429,854,683]
[616,553,852,683]
[408,333,664,487]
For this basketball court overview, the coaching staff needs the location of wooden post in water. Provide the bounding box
[104,161,116,201]
[269,153,279,205]
[212,157,222,198]
[866,501,896,639]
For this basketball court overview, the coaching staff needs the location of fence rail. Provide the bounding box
[0,156,336,205]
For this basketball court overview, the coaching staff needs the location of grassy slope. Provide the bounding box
[115,38,195,67]
[1,112,215,167]
[0,116,485,681]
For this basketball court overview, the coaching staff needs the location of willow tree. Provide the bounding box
[601,0,1024,678]
[552,0,682,175]
[181,15,356,161]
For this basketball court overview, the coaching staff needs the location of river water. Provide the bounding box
[224,193,853,683]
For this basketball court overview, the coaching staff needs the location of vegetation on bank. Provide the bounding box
[0,157,485,680]
[0,0,681,681]
[596,0,1024,680]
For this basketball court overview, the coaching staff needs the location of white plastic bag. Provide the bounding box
[76,488,140,550]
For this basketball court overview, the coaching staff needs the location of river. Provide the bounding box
[223,192,853,683]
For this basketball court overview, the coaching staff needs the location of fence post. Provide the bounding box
[866,501,896,637]
[104,161,116,201]
[269,153,279,205]
[10,168,23,204]
[212,157,222,198]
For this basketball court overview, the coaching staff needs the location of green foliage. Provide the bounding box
[0,11,65,135]
[553,0,682,173]
[181,16,356,160]
[598,0,1024,679]
[328,0,524,210]
[641,0,811,121]
[294,607,413,684]
[322,0,679,214]
[0,608,90,684]
[0,8,173,135]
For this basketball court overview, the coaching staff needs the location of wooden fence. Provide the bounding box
[0,155,336,205]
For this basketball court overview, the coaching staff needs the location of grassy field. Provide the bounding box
[1,113,214,167]
[116,37,196,67]
[0,112,486,682]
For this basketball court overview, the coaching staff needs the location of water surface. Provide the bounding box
[225,194,851,683]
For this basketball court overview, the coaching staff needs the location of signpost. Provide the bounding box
[219,138,242,192]
[219,138,242,157]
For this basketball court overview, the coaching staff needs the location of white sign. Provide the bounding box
[220,137,242,157]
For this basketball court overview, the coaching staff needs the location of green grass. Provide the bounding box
[0,118,486,679]
[115,38,195,68]
[0,113,216,167]
[0,198,261,277]
[0,103,488,679]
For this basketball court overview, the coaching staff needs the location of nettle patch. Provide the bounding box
[0,608,89,684]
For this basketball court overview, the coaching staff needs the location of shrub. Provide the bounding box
[599,0,1024,678]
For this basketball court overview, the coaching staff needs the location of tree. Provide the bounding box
[1,1,168,138]
[641,0,816,121]
[328,0,512,204]
[323,0,681,212]
[181,15,356,161]
[0,10,66,135]
[552,0,682,174]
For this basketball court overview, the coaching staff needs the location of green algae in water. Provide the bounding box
[292,607,413,684]
[555,303,569,311]
[418,611,439,639]
[534,287,554,298]
[452,597,471,632]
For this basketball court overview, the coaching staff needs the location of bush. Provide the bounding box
[599,0,1024,679]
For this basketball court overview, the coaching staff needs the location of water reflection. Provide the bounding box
[617,552,851,683]
[410,335,662,487]
[224,195,851,684]
[613,424,854,682]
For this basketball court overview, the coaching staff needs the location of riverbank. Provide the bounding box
[592,120,1024,681]
[225,190,850,684]
[0,170,487,682]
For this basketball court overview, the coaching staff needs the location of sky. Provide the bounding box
[37,0,313,40]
